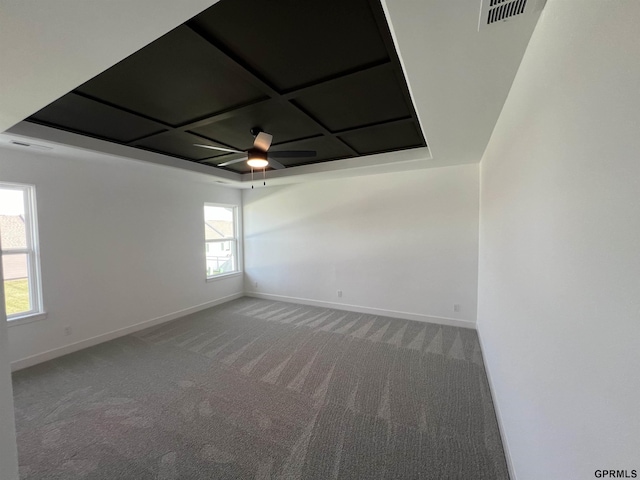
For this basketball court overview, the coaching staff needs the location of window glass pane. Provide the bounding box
[204,206,234,240]
[2,253,31,315]
[0,189,27,249]
[206,241,236,276]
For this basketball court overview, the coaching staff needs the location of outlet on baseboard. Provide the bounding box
[337,290,343,298]
[453,304,461,313]
[254,281,258,288]
[64,326,72,336]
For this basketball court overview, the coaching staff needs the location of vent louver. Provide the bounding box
[8,140,52,151]
[479,0,528,30]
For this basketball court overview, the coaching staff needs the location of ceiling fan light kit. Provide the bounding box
[246,152,268,168]
[193,127,316,180]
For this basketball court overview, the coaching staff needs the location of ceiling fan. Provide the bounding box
[194,127,316,170]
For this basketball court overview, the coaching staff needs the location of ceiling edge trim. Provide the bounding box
[237,146,434,188]
[379,0,433,157]
[3,123,437,190]
[5,122,242,184]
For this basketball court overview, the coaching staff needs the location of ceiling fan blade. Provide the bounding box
[268,159,286,170]
[268,150,316,158]
[217,157,248,167]
[193,144,244,154]
[253,132,273,151]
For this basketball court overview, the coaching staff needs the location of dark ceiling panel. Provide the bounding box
[134,131,229,161]
[293,67,411,132]
[76,26,267,126]
[24,0,426,175]
[339,121,423,155]
[190,100,323,150]
[29,94,166,143]
[190,0,388,91]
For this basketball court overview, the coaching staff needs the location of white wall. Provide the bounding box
[1,145,243,367]
[244,162,479,327]
[478,1,640,479]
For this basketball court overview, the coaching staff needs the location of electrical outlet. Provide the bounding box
[453,304,461,313]
[254,281,258,288]
[64,326,72,336]
[337,290,343,298]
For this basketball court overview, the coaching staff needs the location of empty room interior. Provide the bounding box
[1,0,638,479]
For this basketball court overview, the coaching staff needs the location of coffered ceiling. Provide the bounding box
[25,0,425,174]
[2,0,543,186]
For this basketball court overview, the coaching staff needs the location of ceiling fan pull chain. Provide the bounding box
[263,167,266,186]
[251,166,254,189]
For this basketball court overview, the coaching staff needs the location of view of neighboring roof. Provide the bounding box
[0,215,28,280]
[205,220,233,240]
[0,215,26,249]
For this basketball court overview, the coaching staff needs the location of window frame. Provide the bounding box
[204,203,241,280]
[0,182,44,322]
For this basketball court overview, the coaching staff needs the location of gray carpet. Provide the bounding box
[12,297,508,479]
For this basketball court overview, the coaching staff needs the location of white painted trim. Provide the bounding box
[241,147,434,188]
[6,312,47,327]
[204,202,242,278]
[1,182,44,319]
[245,292,476,329]
[10,293,243,372]
[3,123,438,190]
[205,271,242,283]
[476,326,517,480]
[380,0,432,154]
[4,123,241,184]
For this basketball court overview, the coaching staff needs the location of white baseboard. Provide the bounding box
[10,293,243,372]
[475,326,517,480]
[11,291,476,372]
[245,292,476,329]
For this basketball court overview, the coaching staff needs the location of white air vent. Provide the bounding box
[9,140,52,151]
[479,0,529,30]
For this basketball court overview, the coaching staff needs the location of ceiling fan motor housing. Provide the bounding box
[248,149,267,161]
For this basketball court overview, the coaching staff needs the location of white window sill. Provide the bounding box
[206,271,243,283]
[7,312,48,327]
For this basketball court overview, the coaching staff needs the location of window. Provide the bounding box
[204,204,239,278]
[0,183,43,320]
